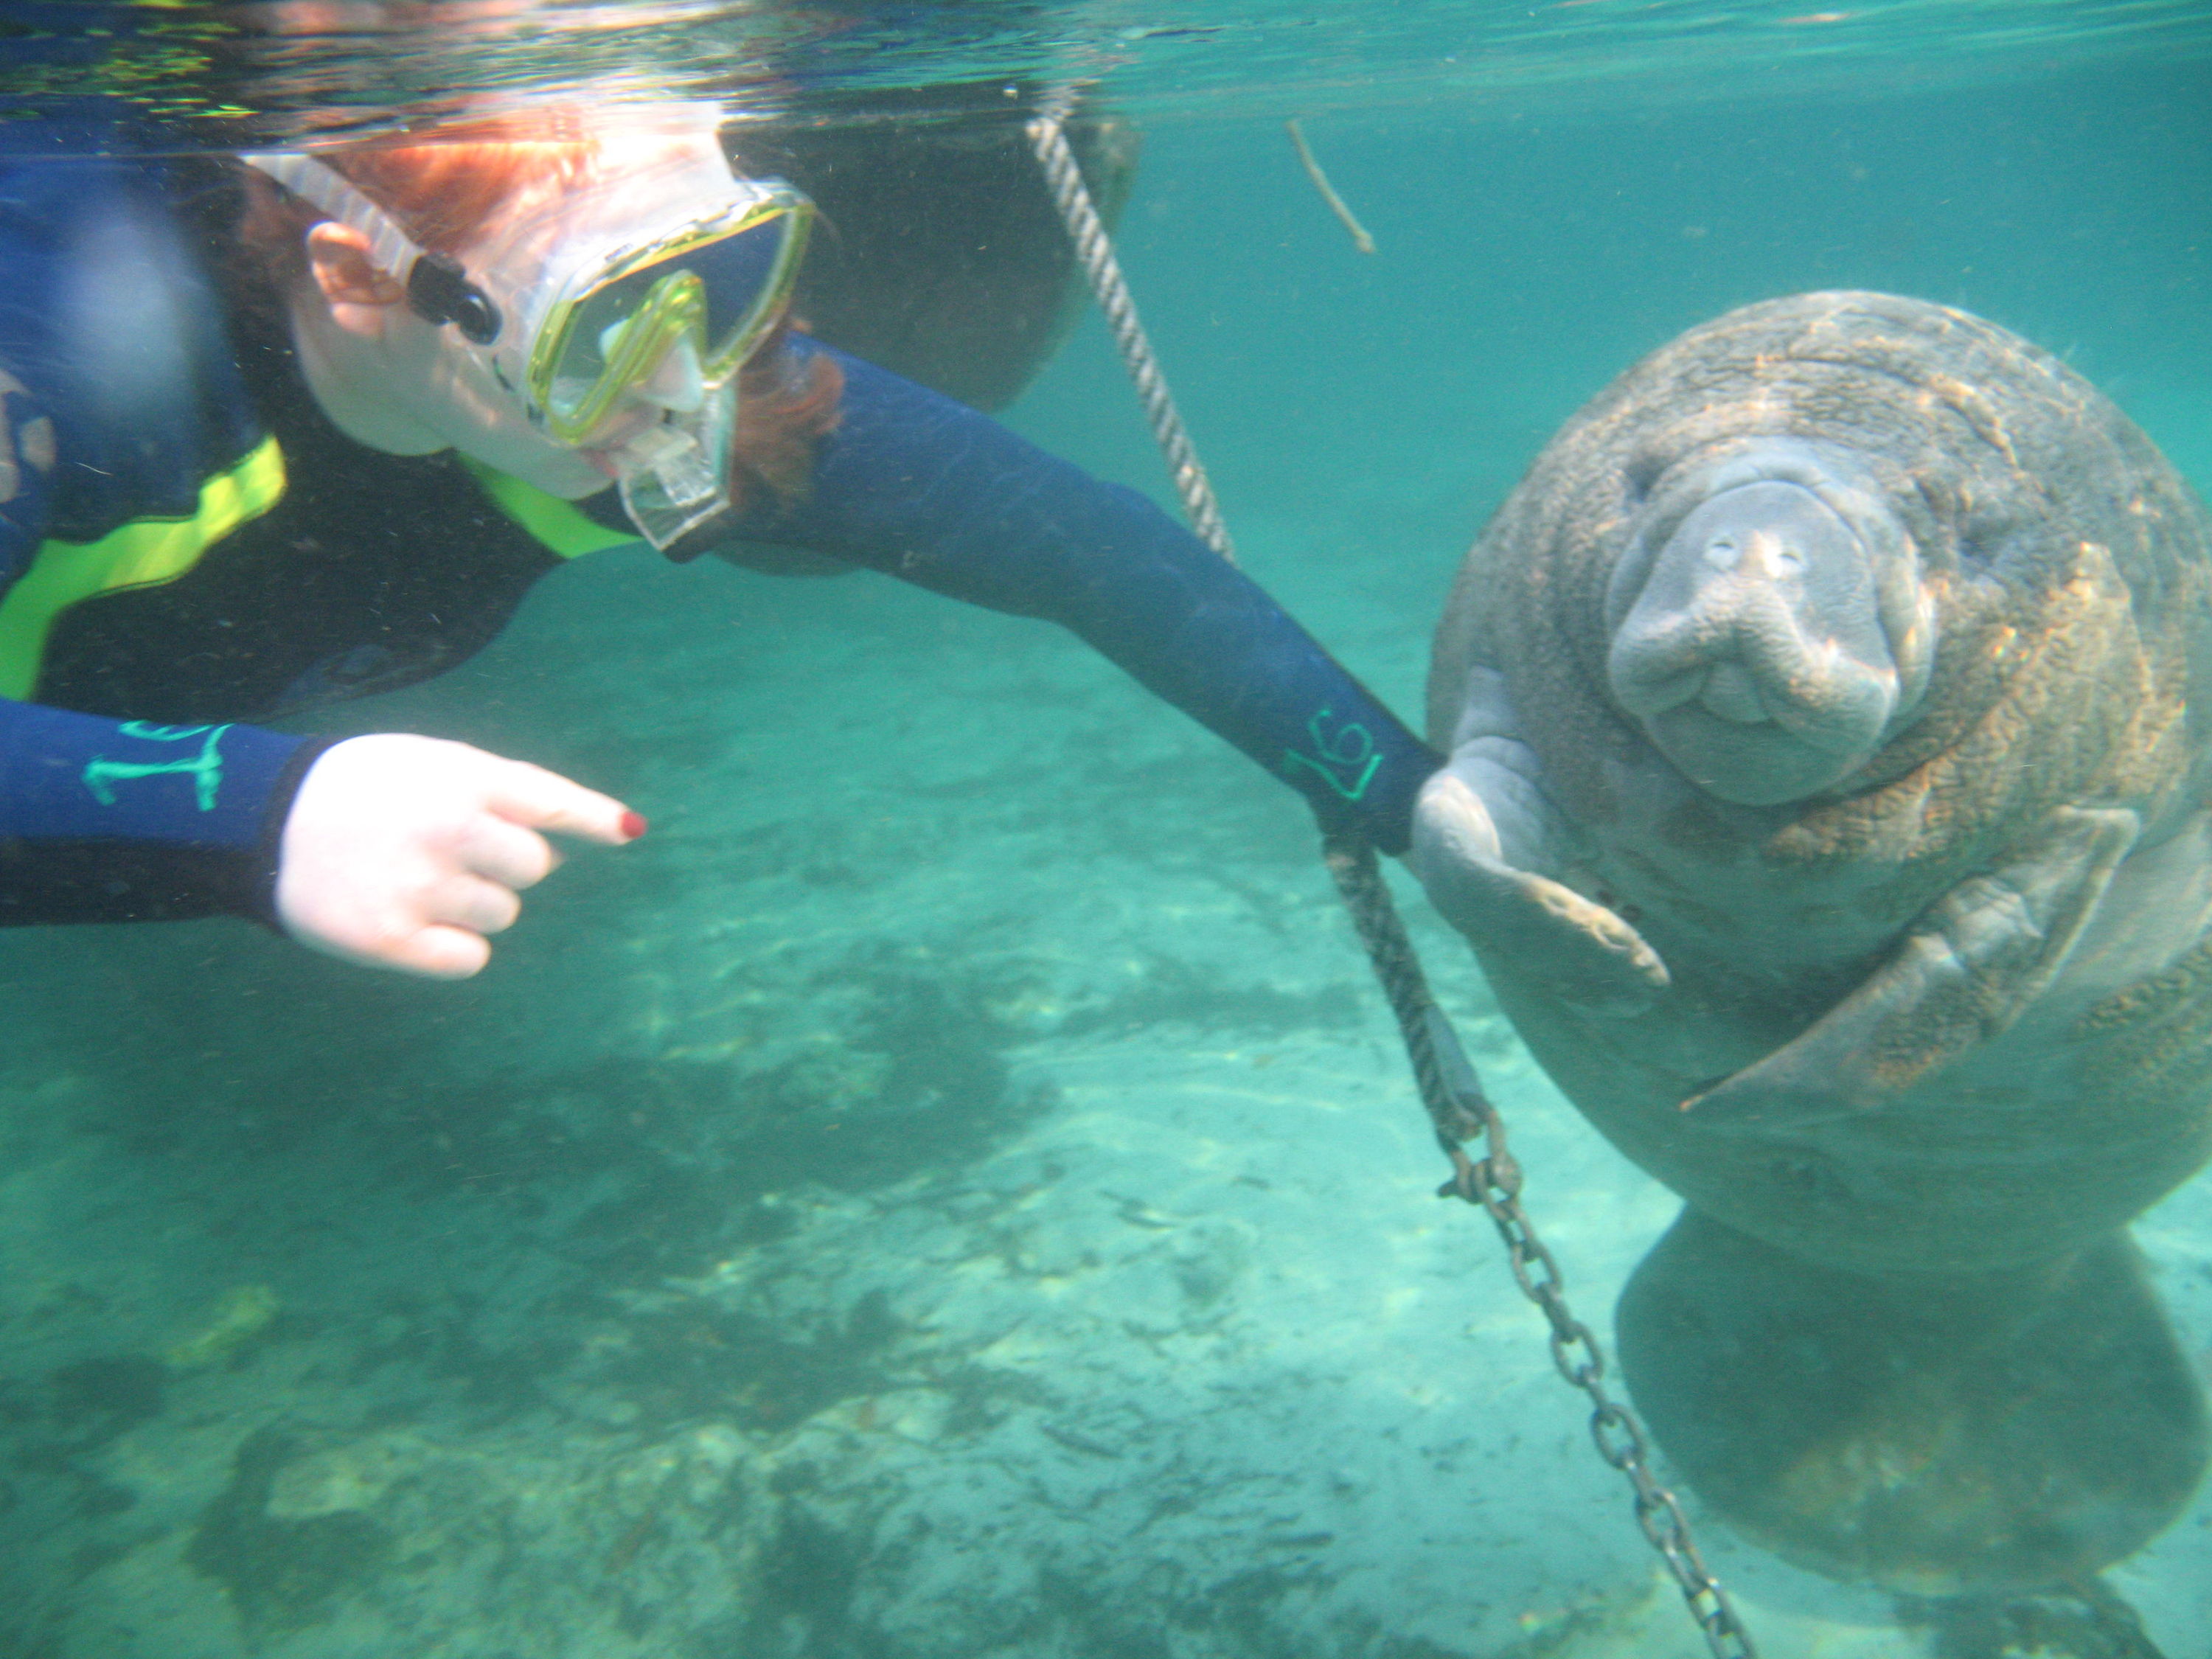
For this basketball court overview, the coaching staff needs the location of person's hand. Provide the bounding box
[274,734,645,978]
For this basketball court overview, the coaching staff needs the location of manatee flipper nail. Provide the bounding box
[1685,804,2141,1125]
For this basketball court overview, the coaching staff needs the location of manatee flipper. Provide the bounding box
[1686,805,2141,1125]
[1413,766,1670,1017]
[1617,1208,2210,1595]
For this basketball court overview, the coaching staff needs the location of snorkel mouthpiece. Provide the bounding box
[617,378,738,556]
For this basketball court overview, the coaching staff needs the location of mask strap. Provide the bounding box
[240,153,503,346]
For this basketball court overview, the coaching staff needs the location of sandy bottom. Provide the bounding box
[1,513,2208,1658]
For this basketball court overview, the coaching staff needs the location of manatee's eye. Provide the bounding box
[1913,470,2000,570]
[1913,472,1955,523]
[1958,510,2012,568]
[1624,448,1667,504]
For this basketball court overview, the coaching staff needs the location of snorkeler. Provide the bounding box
[0,105,1438,978]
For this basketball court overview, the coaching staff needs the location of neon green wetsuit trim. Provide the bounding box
[0,442,638,705]
[0,435,288,701]
[458,458,644,560]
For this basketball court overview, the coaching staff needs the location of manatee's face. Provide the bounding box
[1604,442,1940,805]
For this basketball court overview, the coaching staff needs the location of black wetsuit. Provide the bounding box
[0,158,1437,928]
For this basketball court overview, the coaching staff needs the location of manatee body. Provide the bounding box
[1415,291,2212,1592]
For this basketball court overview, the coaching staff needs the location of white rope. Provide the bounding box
[1025,111,1236,565]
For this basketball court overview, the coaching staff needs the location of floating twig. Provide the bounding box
[1286,118,1376,255]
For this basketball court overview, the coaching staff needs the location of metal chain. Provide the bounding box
[1024,96,1756,1656]
[1025,111,1237,563]
[1322,834,1759,1659]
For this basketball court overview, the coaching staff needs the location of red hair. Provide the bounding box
[236,107,842,511]
[324,114,608,254]
[236,107,607,272]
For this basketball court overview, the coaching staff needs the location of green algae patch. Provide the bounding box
[163,1284,280,1370]
[187,1427,395,1639]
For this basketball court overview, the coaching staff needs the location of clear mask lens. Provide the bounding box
[534,200,804,442]
[633,334,707,414]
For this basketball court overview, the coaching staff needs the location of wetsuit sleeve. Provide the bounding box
[724,344,1441,852]
[0,700,333,925]
[0,349,334,925]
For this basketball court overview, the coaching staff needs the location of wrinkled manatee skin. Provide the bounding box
[1424,291,2212,1279]
[1421,290,2212,1593]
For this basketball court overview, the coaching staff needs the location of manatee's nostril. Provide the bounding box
[1703,535,1740,571]
[1738,528,1807,578]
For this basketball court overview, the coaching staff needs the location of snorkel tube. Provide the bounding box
[240,153,503,344]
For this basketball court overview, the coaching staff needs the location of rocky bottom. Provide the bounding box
[2,528,2208,1659]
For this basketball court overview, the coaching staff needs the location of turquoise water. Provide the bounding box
[5,1,2211,139]
[3,13,2211,1658]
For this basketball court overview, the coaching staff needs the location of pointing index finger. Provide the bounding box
[484,759,644,846]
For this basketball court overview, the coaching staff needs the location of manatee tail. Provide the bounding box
[1615,1208,2208,1596]
[1896,1574,2172,1658]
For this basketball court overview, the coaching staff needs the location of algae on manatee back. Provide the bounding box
[164,1285,280,1370]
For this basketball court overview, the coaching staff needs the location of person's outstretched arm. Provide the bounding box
[720,343,1441,852]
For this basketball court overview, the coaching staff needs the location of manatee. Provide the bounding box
[1413,291,2212,1594]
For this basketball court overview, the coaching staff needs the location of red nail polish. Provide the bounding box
[620,810,649,841]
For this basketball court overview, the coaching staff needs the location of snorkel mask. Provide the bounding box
[243,114,813,553]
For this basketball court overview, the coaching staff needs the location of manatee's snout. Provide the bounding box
[1605,445,1936,804]
[1611,483,1888,751]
